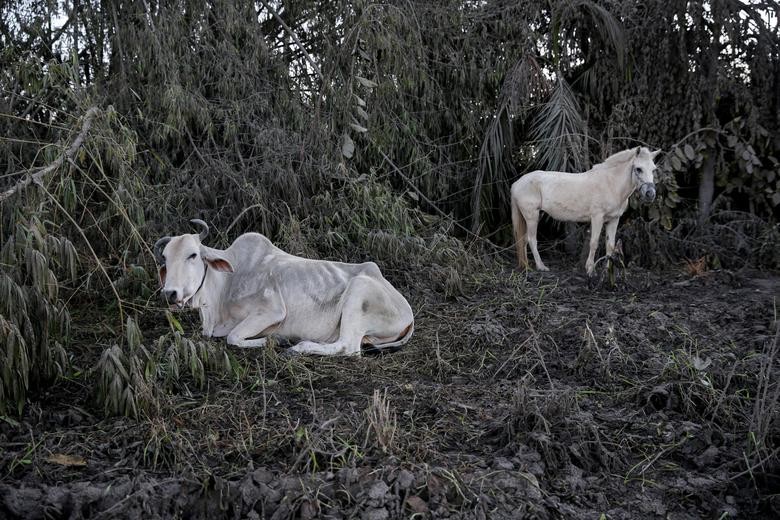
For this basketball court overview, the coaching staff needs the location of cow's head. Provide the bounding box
[632,147,661,203]
[154,219,234,307]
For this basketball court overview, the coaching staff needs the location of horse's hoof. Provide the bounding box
[281,348,302,358]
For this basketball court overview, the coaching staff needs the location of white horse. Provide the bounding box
[510,146,661,275]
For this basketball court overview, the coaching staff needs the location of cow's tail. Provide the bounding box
[362,322,414,355]
[511,198,528,269]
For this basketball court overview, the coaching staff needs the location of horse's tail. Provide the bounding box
[511,197,528,269]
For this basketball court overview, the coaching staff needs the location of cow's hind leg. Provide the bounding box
[290,276,412,357]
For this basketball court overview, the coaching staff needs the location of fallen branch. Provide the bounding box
[0,106,99,203]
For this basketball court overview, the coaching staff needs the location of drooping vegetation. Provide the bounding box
[0,1,778,517]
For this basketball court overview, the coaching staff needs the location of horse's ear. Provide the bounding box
[650,149,662,160]
[635,147,642,156]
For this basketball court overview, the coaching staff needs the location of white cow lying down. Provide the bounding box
[154,220,414,356]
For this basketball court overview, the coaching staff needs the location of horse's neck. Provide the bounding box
[595,161,634,198]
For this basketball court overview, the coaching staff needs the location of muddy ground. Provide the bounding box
[1,259,778,519]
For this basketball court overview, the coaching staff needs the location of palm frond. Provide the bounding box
[472,55,550,231]
[578,0,626,69]
[555,0,627,69]
[529,77,587,172]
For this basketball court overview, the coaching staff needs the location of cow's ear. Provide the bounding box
[207,258,234,272]
[202,248,234,273]
[159,266,167,284]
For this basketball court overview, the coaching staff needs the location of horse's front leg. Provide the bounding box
[586,215,605,275]
[605,218,620,256]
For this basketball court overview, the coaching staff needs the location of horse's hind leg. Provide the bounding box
[524,210,549,271]
[511,199,528,268]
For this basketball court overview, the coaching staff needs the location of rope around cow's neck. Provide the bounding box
[183,263,209,307]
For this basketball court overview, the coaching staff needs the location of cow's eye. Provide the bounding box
[188,253,197,260]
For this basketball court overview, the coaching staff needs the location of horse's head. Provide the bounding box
[632,147,661,203]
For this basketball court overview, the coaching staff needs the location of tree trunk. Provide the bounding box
[698,0,721,226]
[698,150,716,224]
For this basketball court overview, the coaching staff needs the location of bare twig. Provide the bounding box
[226,203,266,235]
[374,144,501,251]
[729,447,780,483]
[258,0,324,83]
[67,150,156,263]
[0,106,99,203]
[39,182,125,328]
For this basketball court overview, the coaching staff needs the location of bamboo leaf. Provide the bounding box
[355,76,378,88]
[166,311,184,333]
[342,134,355,159]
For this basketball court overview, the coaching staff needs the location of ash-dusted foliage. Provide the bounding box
[95,316,239,417]
[0,1,778,518]
[0,219,75,414]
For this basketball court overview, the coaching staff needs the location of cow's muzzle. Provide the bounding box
[162,289,179,305]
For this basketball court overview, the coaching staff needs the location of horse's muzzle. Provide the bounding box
[639,183,656,203]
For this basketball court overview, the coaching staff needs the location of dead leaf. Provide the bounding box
[405,495,429,514]
[684,256,708,277]
[46,453,87,467]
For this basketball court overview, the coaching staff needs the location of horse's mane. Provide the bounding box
[589,147,646,172]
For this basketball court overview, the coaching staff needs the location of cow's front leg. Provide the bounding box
[289,340,360,356]
[226,310,285,348]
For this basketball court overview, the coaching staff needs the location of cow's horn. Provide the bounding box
[153,236,172,264]
[190,219,209,241]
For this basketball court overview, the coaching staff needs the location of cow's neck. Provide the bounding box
[191,265,229,336]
